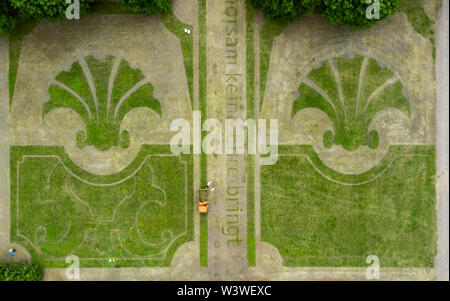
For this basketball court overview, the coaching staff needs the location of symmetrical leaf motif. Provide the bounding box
[43,55,162,151]
[21,156,183,258]
[292,55,410,151]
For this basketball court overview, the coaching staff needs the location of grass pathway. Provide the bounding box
[205,0,248,280]
[435,0,449,281]
[0,36,11,263]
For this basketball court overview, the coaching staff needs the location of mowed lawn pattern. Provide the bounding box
[260,145,436,267]
[292,55,410,152]
[7,5,196,268]
[45,55,162,151]
[10,146,193,267]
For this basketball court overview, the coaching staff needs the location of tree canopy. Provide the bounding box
[1,0,404,35]
[0,0,172,36]
[0,262,43,281]
[320,0,403,29]
[0,1,16,35]
[249,0,317,22]
[10,0,93,20]
[118,0,172,15]
[250,0,403,29]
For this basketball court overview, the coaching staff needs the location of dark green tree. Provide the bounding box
[320,0,403,29]
[249,0,317,21]
[0,1,17,35]
[10,0,93,20]
[0,262,43,281]
[118,0,172,15]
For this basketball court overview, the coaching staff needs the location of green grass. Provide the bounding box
[200,214,208,267]
[257,0,437,109]
[246,3,255,121]
[246,2,256,267]
[258,19,287,111]
[292,56,409,151]
[260,145,437,267]
[306,61,340,108]
[0,262,43,281]
[336,55,365,115]
[10,145,193,268]
[160,11,194,107]
[90,0,194,108]
[360,58,396,109]
[8,1,194,110]
[247,155,256,267]
[90,0,136,15]
[399,0,436,60]
[198,0,208,267]
[7,1,123,107]
[45,56,161,151]
[8,20,37,106]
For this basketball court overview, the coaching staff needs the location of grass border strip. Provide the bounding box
[198,0,208,267]
[246,1,256,267]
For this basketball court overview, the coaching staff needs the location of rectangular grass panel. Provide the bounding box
[10,145,193,268]
[260,145,437,267]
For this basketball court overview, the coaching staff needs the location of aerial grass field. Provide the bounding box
[260,145,437,267]
[1,0,444,280]
[292,55,409,151]
[11,145,193,267]
[7,1,196,269]
[252,0,439,273]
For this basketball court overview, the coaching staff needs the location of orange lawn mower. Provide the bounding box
[198,188,209,214]
[198,182,215,214]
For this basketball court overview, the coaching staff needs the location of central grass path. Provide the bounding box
[198,0,209,268]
